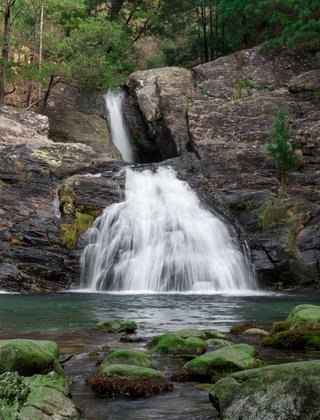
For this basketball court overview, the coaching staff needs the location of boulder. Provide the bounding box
[204,330,228,339]
[0,339,63,376]
[242,328,270,338]
[148,333,207,356]
[88,363,173,397]
[287,304,320,329]
[102,349,152,368]
[46,109,121,159]
[207,339,232,351]
[289,70,320,93]
[209,360,320,420]
[0,371,78,420]
[183,344,264,380]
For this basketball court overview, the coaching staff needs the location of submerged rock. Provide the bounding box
[148,333,208,356]
[0,339,63,376]
[209,360,320,420]
[95,319,137,333]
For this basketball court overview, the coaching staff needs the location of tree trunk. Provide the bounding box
[0,0,15,105]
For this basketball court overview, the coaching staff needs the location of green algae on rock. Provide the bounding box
[0,371,78,420]
[209,360,320,420]
[0,339,63,377]
[183,344,264,381]
[175,329,206,339]
[287,304,320,329]
[95,318,137,333]
[89,363,173,397]
[102,349,152,368]
[148,333,207,356]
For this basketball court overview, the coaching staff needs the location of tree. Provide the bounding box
[267,107,300,183]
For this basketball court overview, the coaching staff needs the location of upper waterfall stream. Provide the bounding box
[105,91,133,162]
[80,167,257,293]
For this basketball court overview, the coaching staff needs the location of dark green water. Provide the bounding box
[1,291,320,419]
[1,291,319,335]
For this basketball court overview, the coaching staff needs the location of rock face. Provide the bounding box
[126,46,320,289]
[209,360,320,420]
[0,106,124,291]
[125,67,193,162]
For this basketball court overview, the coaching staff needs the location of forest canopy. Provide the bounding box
[0,0,319,107]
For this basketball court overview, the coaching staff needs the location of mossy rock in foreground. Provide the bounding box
[95,318,137,333]
[0,339,63,377]
[287,305,320,329]
[0,371,78,420]
[183,344,264,381]
[209,360,320,420]
[262,329,320,350]
[89,364,173,397]
[148,333,207,356]
[102,349,152,368]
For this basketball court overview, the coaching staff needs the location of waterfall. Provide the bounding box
[80,167,257,293]
[105,91,133,162]
[53,189,61,219]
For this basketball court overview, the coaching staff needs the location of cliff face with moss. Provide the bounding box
[0,46,319,291]
[125,47,320,289]
[0,106,124,291]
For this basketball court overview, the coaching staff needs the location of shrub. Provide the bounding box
[267,107,300,183]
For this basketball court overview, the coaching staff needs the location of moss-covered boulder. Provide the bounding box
[0,371,78,419]
[204,330,228,339]
[102,349,152,368]
[0,339,63,377]
[95,318,137,333]
[209,360,320,420]
[183,344,264,381]
[287,304,320,329]
[88,364,173,397]
[175,329,206,339]
[148,333,207,356]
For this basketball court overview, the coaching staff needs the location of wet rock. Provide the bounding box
[175,329,206,339]
[183,344,264,381]
[46,109,121,159]
[287,304,320,329]
[102,349,152,368]
[95,319,137,333]
[242,328,270,338]
[126,67,193,160]
[209,360,320,420]
[0,339,62,376]
[204,330,228,340]
[88,363,173,397]
[206,339,232,351]
[0,371,78,419]
[148,333,208,356]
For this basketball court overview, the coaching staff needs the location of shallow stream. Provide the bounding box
[1,291,320,419]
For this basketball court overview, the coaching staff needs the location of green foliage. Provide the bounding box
[267,107,300,183]
[59,212,95,249]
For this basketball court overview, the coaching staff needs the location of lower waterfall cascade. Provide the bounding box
[80,166,257,293]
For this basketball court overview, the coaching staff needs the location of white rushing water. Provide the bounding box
[105,91,133,162]
[80,167,257,293]
[53,189,61,219]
